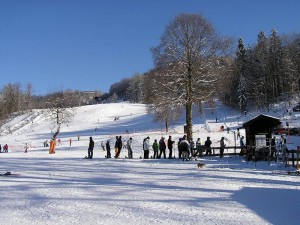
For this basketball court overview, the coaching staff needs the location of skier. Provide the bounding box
[106,140,111,158]
[88,137,94,159]
[69,138,72,146]
[0,144,1,153]
[167,136,175,159]
[152,139,159,159]
[24,143,28,153]
[127,137,133,159]
[158,137,166,159]
[143,137,150,159]
[205,137,212,155]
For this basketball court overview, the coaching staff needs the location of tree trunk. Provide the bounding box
[186,66,193,140]
[185,102,193,141]
[165,118,169,133]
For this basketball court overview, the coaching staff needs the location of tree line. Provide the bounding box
[105,14,300,140]
[0,83,101,125]
[224,30,300,112]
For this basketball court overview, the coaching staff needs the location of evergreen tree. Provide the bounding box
[269,28,284,102]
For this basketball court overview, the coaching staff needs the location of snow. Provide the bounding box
[0,102,299,225]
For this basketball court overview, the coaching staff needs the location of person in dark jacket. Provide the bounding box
[106,140,111,158]
[159,137,166,159]
[205,137,212,155]
[220,137,225,158]
[167,136,175,159]
[115,136,122,158]
[88,137,94,158]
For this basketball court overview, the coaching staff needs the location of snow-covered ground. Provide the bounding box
[0,102,299,225]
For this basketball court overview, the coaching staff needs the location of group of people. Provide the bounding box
[177,135,225,160]
[93,134,227,160]
[143,136,175,159]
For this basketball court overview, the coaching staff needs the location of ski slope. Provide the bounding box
[0,102,299,225]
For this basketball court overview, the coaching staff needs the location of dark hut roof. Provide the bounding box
[242,114,281,128]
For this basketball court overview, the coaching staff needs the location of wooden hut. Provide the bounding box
[242,114,281,147]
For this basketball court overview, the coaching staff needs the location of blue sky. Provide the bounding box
[0,0,299,95]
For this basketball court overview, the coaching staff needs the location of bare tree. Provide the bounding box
[151,13,233,140]
[45,91,76,126]
[0,83,22,118]
[126,73,144,103]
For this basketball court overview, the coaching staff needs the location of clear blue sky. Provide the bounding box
[0,0,299,95]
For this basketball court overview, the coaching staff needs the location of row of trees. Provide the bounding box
[106,14,300,140]
[225,30,300,112]
[0,83,101,125]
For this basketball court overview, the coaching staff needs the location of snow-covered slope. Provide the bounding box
[0,102,299,225]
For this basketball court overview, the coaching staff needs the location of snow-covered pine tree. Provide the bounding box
[236,38,248,112]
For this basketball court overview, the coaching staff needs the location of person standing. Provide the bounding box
[195,138,202,157]
[101,141,105,151]
[167,136,175,159]
[239,136,246,156]
[69,138,72,146]
[127,137,133,159]
[4,144,8,153]
[236,129,241,140]
[88,137,94,159]
[189,138,195,156]
[115,136,122,158]
[178,135,187,159]
[281,135,286,145]
[106,140,111,158]
[179,135,190,161]
[143,137,150,159]
[0,144,1,153]
[220,137,225,158]
[24,143,28,153]
[271,136,276,158]
[159,137,166,159]
[152,139,159,159]
[114,136,119,157]
[205,137,212,155]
